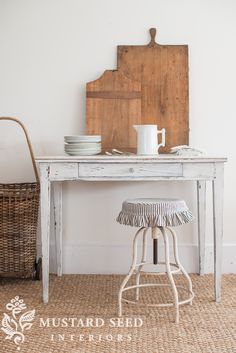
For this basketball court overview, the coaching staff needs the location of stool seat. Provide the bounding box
[117,198,194,227]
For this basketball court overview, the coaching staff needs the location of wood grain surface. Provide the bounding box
[86,70,141,151]
[86,28,189,153]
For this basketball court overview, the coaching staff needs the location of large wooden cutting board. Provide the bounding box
[118,28,189,153]
[86,70,141,151]
[86,28,189,153]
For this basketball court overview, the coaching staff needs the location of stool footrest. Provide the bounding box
[122,284,194,308]
[134,261,181,275]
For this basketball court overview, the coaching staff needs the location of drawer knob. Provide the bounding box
[129,167,135,173]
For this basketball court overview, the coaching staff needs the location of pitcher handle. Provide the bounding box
[157,128,166,151]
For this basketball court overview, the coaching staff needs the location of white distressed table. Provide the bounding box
[36,155,227,304]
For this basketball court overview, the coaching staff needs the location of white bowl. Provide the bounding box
[64,146,101,152]
[64,135,101,143]
[64,142,101,149]
[65,149,101,156]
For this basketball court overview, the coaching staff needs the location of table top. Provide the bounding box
[35,154,227,163]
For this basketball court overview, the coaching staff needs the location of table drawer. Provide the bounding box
[79,163,183,178]
[183,163,215,179]
[50,163,78,180]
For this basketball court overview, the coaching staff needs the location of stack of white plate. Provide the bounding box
[64,135,101,155]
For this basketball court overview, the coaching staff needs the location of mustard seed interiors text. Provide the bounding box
[40,317,143,328]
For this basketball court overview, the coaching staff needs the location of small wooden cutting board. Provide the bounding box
[86,70,141,151]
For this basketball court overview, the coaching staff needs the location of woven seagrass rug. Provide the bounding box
[0,274,236,353]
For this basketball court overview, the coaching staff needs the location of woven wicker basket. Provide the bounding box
[0,117,40,278]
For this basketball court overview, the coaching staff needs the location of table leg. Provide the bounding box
[212,163,224,302]
[40,164,51,304]
[53,182,63,276]
[197,180,206,275]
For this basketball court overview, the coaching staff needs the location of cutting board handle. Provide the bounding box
[148,28,158,47]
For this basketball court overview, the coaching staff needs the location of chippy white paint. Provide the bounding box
[212,163,224,302]
[52,182,63,277]
[197,180,206,275]
[36,155,226,304]
[39,164,51,305]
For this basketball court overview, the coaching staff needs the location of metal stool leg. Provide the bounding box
[118,227,145,316]
[167,226,194,305]
[160,227,180,323]
[152,227,159,265]
[135,228,148,301]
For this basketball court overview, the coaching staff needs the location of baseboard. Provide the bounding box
[37,243,236,274]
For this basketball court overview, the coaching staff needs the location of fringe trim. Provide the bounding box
[116,210,194,227]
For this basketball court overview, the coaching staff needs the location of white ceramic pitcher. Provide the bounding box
[133,124,166,155]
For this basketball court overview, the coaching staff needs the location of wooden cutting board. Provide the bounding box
[118,28,189,153]
[86,70,141,151]
[86,28,189,153]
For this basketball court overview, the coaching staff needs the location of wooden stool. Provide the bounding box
[116,198,195,323]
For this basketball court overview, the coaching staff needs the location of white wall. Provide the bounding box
[0,0,235,274]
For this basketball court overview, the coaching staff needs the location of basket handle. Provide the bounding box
[0,117,39,183]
